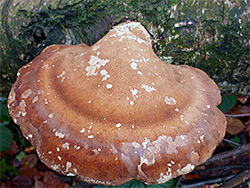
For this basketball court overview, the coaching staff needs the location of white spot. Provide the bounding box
[100,69,110,81]
[206,105,211,109]
[66,162,72,172]
[132,125,135,128]
[17,72,20,76]
[58,156,61,160]
[88,135,94,139]
[66,173,75,177]
[48,151,52,154]
[76,146,80,150]
[48,114,54,118]
[80,128,85,133]
[57,71,66,82]
[93,44,101,51]
[131,88,138,98]
[116,123,122,128]
[132,142,141,148]
[80,52,86,57]
[55,131,65,138]
[88,100,92,103]
[180,115,184,121]
[93,149,99,155]
[142,137,150,149]
[157,172,172,184]
[28,134,32,138]
[164,96,177,105]
[85,55,110,77]
[141,84,156,93]
[22,89,32,99]
[57,147,60,152]
[185,120,189,125]
[73,168,78,174]
[200,135,205,141]
[175,108,179,112]
[177,164,195,175]
[130,101,134,105]
[137,71,143,75]
[62,142,70,150]
[131,62,138,70]
[106,84,113,89]
[180,135,186,140]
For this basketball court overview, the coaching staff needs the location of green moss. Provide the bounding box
[1,0,249,95]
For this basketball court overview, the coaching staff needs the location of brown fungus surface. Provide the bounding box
[8,21,226,185]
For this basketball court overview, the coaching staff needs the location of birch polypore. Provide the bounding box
[8,21,226,185]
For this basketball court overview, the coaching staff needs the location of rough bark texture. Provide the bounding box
[1,0,249,96]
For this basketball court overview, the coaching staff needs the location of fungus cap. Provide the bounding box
[8,21,226,185]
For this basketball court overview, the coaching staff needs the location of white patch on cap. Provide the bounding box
[137,71,143,75]
[55,131,65,138]
[142,137,150,149]
[106,84,113,89]
[111,22,151,46]
[100,69,111,81]
[22,89,32,99]
[66,173,76,177]
[156,172,172,184]
[57,71,66,82]
[66,162,72,172]
[141,84,156,93]
[177,164,195,175]
[131,62,138,70]
[164,96,177,105]
[132,142,140,148]
[131,88,138,97]
[116,123,122,128]
[62,142,70,150]
[85,55,109,77]
[28,134,32,139]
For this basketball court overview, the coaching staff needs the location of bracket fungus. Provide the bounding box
[8,21,226,185]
